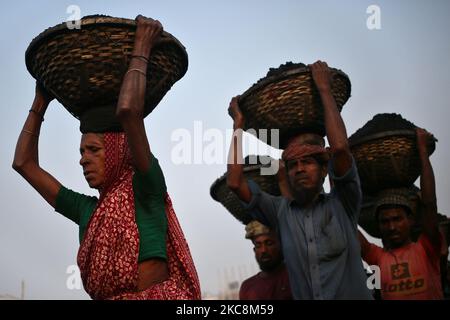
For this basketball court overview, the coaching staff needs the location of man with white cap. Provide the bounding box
[239,221,292,300]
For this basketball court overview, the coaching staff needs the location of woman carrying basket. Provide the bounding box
[12,15,200,300]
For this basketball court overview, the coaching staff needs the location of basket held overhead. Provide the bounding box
[238,62,351,148]
[349,113,436,195]
[25,15,188,131]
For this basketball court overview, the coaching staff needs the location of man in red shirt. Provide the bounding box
[359,128,444,300]
[239,221,293,300]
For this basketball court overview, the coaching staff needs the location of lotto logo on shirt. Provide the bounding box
[391,263,410,280]
[384,263,427,296]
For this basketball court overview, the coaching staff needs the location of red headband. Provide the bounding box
[282,143,329,162]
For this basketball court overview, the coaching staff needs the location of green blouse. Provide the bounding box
[55,154,168,261]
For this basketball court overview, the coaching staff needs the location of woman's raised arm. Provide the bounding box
[12,83,62,208]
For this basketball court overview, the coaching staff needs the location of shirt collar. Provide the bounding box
[288,189,326,208]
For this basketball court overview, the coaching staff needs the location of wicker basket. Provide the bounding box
[25,15,188,120]
[210,156,280,224]
[238,62,351,148]
[350,129,436,194]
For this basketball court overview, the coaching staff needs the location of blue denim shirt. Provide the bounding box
[243,158,372,300]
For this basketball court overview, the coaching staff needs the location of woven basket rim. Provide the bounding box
[25,15,188,81]
[239,65,351,102]
[350,129,438,148]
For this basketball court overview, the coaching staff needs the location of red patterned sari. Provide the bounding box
[77,133,201,300]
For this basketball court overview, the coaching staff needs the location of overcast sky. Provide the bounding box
[1,0,449,299]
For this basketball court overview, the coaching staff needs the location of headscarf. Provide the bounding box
[281,138,329,163]
[245,220,271,239]
[77,132,200,300]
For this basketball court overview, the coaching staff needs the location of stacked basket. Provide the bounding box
[349,113,438,238]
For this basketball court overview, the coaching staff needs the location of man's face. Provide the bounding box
[285,156,327,198]
[253,233,283,272]
[378,207,412,249]
[79,133,105,190]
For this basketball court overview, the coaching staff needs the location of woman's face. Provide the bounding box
[79,133,105,190]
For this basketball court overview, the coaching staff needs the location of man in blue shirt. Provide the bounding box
[226,61,372,300]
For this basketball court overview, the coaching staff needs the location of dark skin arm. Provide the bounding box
[358,230,372,259]
[277,160,293,199]
[116,15,163,173]
[309,61,352,177]
[416,128,440,247]
[226,96,252,203]
[116,16,169,292]
[12,84,61,208]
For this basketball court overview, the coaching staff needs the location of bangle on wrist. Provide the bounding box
[131,55,149,63]
[29,109,44,121]
[125,68,147,78]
